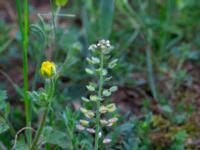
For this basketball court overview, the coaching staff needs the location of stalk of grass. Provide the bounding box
[16,0,32,146]
[50,0,61,60]
[146,46,158,100]
[94,51,104,150]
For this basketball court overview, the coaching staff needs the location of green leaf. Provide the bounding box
[105,76,112,81]
[86,83,96,91]
[0,117,9,134]
[174,130,187,143]
[102,69,108,76]
[43,126,70,149]
[103,90,111,97]
[90,95,99,101]
[0,91,7,101]
[55,0,69,7]
[110,86,118,92]
[108,59,118,69]
[28,90,48,106]
[81,97,90,102]
[100,0,115,38]
[85,68,94,75]
[162,105,173,114]
[0,91,7,110]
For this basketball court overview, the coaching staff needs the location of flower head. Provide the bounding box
[40,61,56,79]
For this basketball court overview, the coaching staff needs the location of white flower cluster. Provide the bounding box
[88,39,113,53]
[77,40,118,145]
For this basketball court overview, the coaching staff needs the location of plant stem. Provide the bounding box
[50,0,60,60]
[94,51,104,150]
[24,0,32,146]
[16,0,32,146]
[29,107,49,150]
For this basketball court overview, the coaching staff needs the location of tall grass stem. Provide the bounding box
[16,0,32,146]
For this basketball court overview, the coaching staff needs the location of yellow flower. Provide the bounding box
[40,61,56,78]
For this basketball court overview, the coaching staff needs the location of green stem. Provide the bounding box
[29,106,49,150]
[30,79,55,150]
[50,0,60,60]
[94,51,104,150]
[16,0,32,146]
[50,0,57,39]
[24,0,32,146]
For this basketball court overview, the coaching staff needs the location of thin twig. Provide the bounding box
[11,127,36,150]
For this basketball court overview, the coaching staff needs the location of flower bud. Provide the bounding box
[85,110,95,118]
[99,105,107,113]
[106,103,116,112]
[108,117,118,124]
[103,138,112,144]
[80,107,88,114]
[40,61,56,79]
[80,120,89,126]
[76,124,85,131]
[100,119,108,126]
[86,128,95,134]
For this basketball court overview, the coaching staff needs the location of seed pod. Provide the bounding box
[76,124,85,131]
[106,103,116,112]
[86,128,95,134]
[99,106,107,113]
[80,120,89,126]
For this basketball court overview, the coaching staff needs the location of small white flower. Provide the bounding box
[98,132,102,137]
[103,138,112,144]
[89,44,97,51]
[76,124,85,131]
[108,117,118,124]
[99,105,107,113]
[100,119,108,125]
[86,128,95,134]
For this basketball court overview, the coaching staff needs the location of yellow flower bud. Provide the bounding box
[85,111,95,118]
[80,107,88,114]
[80,120,89,126]
[40,61,56,79]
